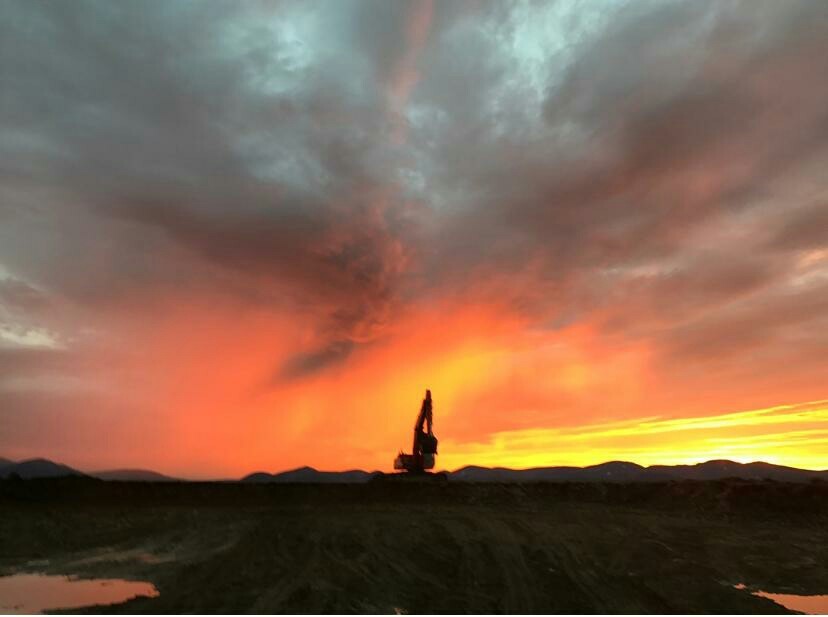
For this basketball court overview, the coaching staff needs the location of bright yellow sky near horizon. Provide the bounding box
[439,399,828,472]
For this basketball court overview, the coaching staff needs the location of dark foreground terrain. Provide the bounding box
[1,477,827,613]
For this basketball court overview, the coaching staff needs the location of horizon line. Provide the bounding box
[3,456,827,482]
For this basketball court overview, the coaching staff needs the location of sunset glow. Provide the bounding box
[1,0,827,478]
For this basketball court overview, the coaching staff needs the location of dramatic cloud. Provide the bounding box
[1,0,826,476]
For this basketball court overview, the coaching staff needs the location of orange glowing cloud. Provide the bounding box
[3,1,827,479]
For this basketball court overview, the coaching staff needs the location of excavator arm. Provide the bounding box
[394,389,439,473]
[412,391,433,451]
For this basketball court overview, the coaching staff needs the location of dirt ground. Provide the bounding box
[1,478,826,614]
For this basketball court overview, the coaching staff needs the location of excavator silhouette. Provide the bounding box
[394,389,439,473]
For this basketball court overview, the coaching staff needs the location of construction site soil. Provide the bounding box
[1,477,827,613]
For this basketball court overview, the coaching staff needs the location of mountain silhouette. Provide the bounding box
[449,460,827,483]
[0,458,84,479]
[90,469,179,482]
[242,466,378,483]
[3,457,826,483]
[643,460,827,482]
[451,461,646,482]
[242,460,826,483]
[0,458,175,481]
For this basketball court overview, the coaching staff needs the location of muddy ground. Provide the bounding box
[1,477,827,613]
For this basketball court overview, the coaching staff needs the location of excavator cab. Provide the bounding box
[394,390,438,472]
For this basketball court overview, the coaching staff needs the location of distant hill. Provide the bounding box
[0,458,177,481]
[242,466,379,483]
[0,458,85,479]
[450,461,646,482]
[449,460,828,483]
[643,460,828,482]
[90,469,179,482]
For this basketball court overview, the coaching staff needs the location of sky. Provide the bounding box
[1,0,827,478]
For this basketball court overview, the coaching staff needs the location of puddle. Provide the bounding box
[735,584,828,614]
[0,573,158,614]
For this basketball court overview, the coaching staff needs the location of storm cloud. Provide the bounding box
[1,0,827,474]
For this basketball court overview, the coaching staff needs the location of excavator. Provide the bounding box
[394,389,439,473]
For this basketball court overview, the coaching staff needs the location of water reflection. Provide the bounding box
[735,583,828,614]
[0,573,158,614]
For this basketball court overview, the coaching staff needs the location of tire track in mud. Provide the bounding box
[476,515,536,613]
[514,516,598,612]
[249,523,324,613]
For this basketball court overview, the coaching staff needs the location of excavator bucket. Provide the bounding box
[421,433,438,454]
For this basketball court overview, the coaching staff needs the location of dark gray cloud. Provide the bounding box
[405,0,828,359]
[1,0,826,388]
[768,201,828,252]
[279,339,356,380]
[1,0,414,357]
[426,0,828,267]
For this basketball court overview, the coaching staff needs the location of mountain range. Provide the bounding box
[2,457,826,483]
[244,459,827,483]
[89,469,179,481]
[242,466,378,483]
[0,458,178,481]
[447,460,828,483]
